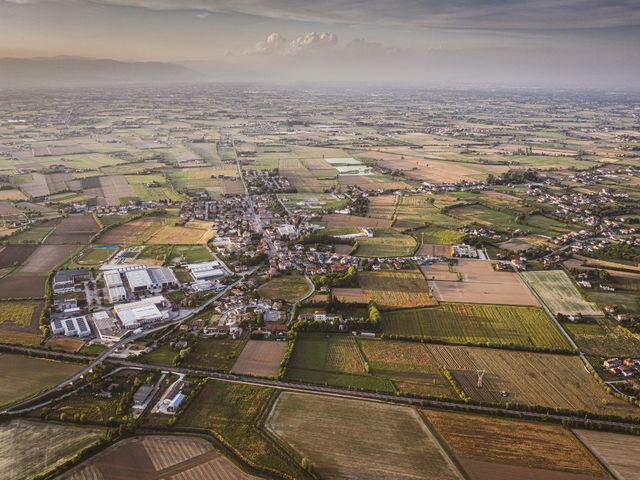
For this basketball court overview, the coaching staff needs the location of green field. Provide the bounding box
[168,245,214,264]
[182,337,247,372]
[266,392,463,480]
[354,229,417,257]
[415,226,466,245]
[358,339,455,398]
[286,333,396,393]
[0,353,81,407]
[0,301,39,327]
[382,303,572,350]
[5,222,57,244]
[77,246,116,264]
[522,270,602,316]
[565,320,640,357]
[176,380,309,479]
[257,275,310,302]
[125,174,186,202]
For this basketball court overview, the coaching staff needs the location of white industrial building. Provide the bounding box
[104,265,179,303]
[186,261,225,281]
[104,270,127,304]
[113,295,169,329]
[51,315,91,338]
[91,311,127,343]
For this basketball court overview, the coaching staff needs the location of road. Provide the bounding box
[4,347,640,430]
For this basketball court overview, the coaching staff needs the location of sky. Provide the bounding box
[0,0,639,87]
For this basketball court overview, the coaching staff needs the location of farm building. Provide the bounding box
[113,295,169,329]
[53,269,93,294]
[51,315,91,338]
[186,261,225,281]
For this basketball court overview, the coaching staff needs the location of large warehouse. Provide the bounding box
[51,315,91,338]
[113,295,169,329]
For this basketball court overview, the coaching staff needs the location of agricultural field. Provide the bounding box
[176,380,309,479]
[358,269,437,309]
[286,333,394,392]
[257,275,310,302]
[417,243,454,257]
[428,344,637,416]
[353,229,417,257]
[522,270,603,316]
[168,167,236,192]
[573,429,640,480]
[146,220,214,245]
[564,320,640,358]
[182,337,247,372]
[43,215,100,245]
[0,273,46,299]
[98,216,174,244]
[76,245,117,264]
[278,158,336,192]
[0,301,40,328]
[382,303,571,350]
[0,419,104,480]
[167,244,214,264]
[125,174,186,202]
[266,392,464,480]
[423,259,539,306]
[18,244,79,273]
[230,340,287,378]
[322,213,393,229]
[358,339,454,398]
[331,287,368,304]
[0,353,80,407]
[0,245,37,268]
[279,193,348,214]
[425,410,609,480]
[64,435,261,480]
[414,226,466,245]
[5,219,58,244]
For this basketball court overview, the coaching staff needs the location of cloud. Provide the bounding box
[3,0,640,29]
[250,31,338,55]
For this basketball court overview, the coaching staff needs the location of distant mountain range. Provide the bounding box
[0,57,197,86]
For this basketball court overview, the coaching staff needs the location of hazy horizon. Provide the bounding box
[0,0,639,88]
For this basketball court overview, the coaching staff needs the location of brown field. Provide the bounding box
[98,217,167,244]
[99,175,134,206]
[0,274,46,298]
[223,178,245,195]
[0,189,27,201]
[338,174,410,192]
[424,259,539,306]
[331,287,368,303]
[44,215,99,245]
[361,150,507,183]
[428,344,638,416]
[0,200,22,216]
[358,269,437,309]
[63,435,261,480]
[0,245,37,268]
[266,392,463,480]
[367,195,397,219]
[458,459,609,480]
[424,410,608,479]
[230,340,287,378]
[0,327,42,346]
[573,429,640,480]
[146,223,214,245]
[322,213,393,229]
[20,244,79,273]
[574,254,640,272]
[45,337,85,352]
[417,243,454,257]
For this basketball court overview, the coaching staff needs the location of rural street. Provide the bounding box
[4,344,640,431]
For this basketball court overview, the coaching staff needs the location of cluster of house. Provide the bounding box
[603,357,640,378]
[244,169,294,194]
